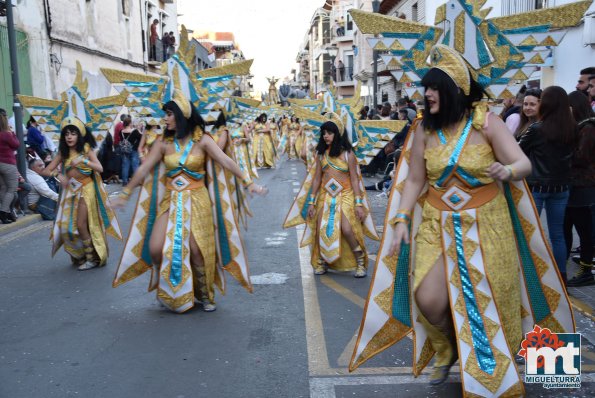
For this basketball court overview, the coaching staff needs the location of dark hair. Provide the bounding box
[538,86,576,145]
[123,115,132,127]
[397,98,408,106]
[28,158,42,168]
[59,125,97,159]
[515,88,542,137]
[26,116,36,128]
[420,68,486,131]
[315,121,351,157]
[569,90,595,122]
[580,67,595,75]
[162,100,205,140]
[568,91,595,163]
[215,112,226,129]
[257,113,267,123]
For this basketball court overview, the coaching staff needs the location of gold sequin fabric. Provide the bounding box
[158,149,216,303]
[310,154,367,271]
[252,122,275,168]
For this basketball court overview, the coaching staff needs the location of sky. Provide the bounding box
[177,0,326,95]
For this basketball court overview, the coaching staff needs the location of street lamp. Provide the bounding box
[372,0,380,115]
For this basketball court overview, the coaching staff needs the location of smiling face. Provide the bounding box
[523,95,540,119]
[64,128,79,148]
[425,86,440,114]
[164,110,176,131]
[322,129,334,145]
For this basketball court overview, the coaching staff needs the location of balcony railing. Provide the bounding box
[501,0,551,15]
[330,67,354,83]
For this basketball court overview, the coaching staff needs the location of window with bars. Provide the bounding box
[501,0,552,16]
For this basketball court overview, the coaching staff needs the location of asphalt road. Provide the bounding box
[1,156,593,398]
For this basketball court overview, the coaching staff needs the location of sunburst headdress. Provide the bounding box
[323,112,345,134]
[60,116,87,137]
[429,44,471,95]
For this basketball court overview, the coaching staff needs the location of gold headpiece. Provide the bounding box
[429,44,471,95]
[172,89,191,119]
[323,112,345,134]
[60,116,87,137]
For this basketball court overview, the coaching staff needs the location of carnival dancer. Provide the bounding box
[112,90,266,313]
[286,116,302,160]
[252,113,276,168]
[211,112,253,227]
[350,45,574,395]
[284,114,379,277]
[138,122,162,161]
[279,115,290,154]
[269,116,280,157]
[42,117,122,270]
[234,122,258,180]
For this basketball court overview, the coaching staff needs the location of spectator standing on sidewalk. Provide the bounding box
[576,66,595,96]
[514,88,541,140]
[26,116,47,159]
[118,116,142,185]
[565,91,595,286]
[519,86,578,283]
[0,108,19,224]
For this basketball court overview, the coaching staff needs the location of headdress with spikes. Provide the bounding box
[350,0,592,99]
[18,61,128,142]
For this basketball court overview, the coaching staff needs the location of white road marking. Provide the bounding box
[250,272,289,285]
[309,375,461,398]
[0,222,51,246]
[293,188,300,193]
[291,171,298,175]
[292,182,300,186]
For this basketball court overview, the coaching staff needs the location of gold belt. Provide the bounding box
[166,174,205,191]
[322,175,351,197]
[427,182,498,211]
[73,175,93,186]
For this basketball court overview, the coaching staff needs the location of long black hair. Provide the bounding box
[420,68,486,131]
[214,111,227,129]
[538,86,576,145]
[568,90,594,163]
[162,100,205,140]
[59,125,97,159]
[315,121,351,157]
[257,113,268,123]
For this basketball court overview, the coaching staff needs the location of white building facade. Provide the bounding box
[1,0,178,107]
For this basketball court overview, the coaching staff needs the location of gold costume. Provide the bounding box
[350,112,574,397]
[158,144,218,307]
[231,126,258,179]
[114,131,254,314]
[52,147,121,265]
[285,151,379,271]
[252,122,276,168]
[287,122,301,159]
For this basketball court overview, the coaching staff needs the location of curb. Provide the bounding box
[569,296,595,323]
[0,214,43,237]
